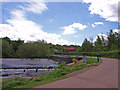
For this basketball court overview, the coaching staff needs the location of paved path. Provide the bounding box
[34,57,118,88]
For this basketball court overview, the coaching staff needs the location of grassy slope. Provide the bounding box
[2,58,101,88]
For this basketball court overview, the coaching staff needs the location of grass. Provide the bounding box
[2,76,67,89]
[86,58,102,64]
[2,58,102,89]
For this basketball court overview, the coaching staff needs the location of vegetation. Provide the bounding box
[1,38,50,58]
[81,30,119,52]
[86,58,102,64]
[1,29,117,89]
[15,42,50,58]
[2,76,67,88]
[2,39,13,57]
[55,50,119,59]
[2,58,100,88]
[1,29,119,58]
[55,30,119,59]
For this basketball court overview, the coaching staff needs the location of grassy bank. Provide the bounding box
[2,58,101,89]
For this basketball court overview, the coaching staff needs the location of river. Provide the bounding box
[1,58,58,79]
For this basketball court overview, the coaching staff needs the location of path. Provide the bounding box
[34,57,118,88]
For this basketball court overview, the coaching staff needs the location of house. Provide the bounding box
[63,47,77,52]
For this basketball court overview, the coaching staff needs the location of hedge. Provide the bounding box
[54,50,120,59]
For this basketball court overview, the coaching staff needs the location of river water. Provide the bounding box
[0,58,58,79]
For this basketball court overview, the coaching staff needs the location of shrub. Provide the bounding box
[55,50,119,59]
[15,42,50,58]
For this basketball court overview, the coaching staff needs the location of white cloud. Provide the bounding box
[92,24,95,28]
[82,0,118,22]
[21,0,48,14]
[92,22,103,27]
[0,2,76,45]
[70,23,87,30]
[0,10,75,45]
[62,23,87,35]
[62,26,76,35]
[94,22,103,25]
[0,24,17,39]
[93,29,119,42]
[113,29,120,33]
[93,33,108,43]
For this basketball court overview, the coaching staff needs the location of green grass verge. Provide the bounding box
[86,58,102,64]
[2,76,68,89]
[2,58,101,89]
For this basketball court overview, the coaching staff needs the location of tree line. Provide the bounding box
[1,29,120,58]
[80,30,119,52]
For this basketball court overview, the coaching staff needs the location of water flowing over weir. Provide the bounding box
[1,58,58,79]
[1,55,83,79]
[2,58,58,69]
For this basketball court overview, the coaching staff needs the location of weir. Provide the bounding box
[1,58,58,69]
[49,54,83,64]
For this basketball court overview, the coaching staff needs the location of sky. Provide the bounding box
[0,0,119,45]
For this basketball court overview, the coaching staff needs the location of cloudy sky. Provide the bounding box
[0,0,119,45]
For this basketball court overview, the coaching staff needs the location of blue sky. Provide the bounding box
[0,0,118,45]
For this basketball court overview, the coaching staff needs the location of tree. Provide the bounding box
[11,39,24,52]
[78,46,82,52]
[101,35,108,51]
[2,39,13,57]
[94,36,103,51]
[3,37,11,43]
[82,38,93,52]
[107,30,118,50]
[16,42,50,58]
[117,32,120,49]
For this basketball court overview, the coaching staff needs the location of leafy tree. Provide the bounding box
[11,39,24,52]
[101,35,108,51]
[2,39,13,57]
[94,36,103,51]
[101,36,107,46]
[78,46,82,52]
[3,37,11,43]
[0,39,2,57]
[107,30,118,50]
[82,38,93,52]
[16,42,50,58]
[117,32,120,49]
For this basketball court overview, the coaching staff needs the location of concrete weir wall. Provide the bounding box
[49,56,82,64]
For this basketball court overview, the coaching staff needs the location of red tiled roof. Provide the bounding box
[65,47,77,50]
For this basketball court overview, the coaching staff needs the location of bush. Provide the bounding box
[15,42,50,58]
[55,50,120,59]
[2,39,13,58]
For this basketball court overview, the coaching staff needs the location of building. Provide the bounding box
[63,47,77,52]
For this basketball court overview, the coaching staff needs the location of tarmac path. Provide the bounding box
[34,57,118,88]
